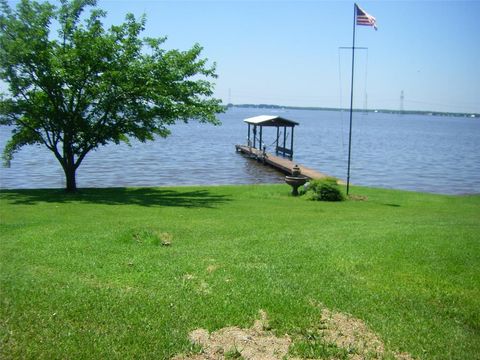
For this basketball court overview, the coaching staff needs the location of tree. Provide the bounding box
[0,0,223,192]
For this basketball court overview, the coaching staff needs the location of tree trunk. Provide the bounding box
[64,163,77,192]
[62,136,78,193]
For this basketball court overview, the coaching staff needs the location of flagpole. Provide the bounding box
[346,3,357,195]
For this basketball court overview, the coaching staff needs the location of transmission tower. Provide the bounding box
[400,90,404,114]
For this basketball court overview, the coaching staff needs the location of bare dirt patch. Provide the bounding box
[347,194,368,201]
[320,308,385,356]
[319,308,414,359]
[173,310,291,360]
[172,308,414,360]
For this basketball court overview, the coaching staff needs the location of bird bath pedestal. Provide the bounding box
[285,165,307,196]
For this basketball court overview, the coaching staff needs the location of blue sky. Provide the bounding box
[5,0,480,113]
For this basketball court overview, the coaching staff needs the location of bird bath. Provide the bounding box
[285,165,308,196]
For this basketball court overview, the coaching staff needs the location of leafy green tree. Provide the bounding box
[0,0,223,192]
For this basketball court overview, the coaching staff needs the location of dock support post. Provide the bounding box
[247,123,251,147]
[276,127,279,155]
[283,126,287,157]
[290,126,294,158]
[253,125,257,149]
[259,126,263,150]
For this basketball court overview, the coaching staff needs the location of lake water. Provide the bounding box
[1,107,479,194]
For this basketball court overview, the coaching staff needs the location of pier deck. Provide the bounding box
[235,144,331,180]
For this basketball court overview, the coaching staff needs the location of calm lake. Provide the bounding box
[1,107,479,194]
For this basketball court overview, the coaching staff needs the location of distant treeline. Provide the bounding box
[226,103,479,118]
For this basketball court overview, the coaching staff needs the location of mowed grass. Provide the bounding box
[0,185,479,359]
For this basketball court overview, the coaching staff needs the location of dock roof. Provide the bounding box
[244,115,299,127]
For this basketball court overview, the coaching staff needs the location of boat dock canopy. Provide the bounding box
[244,115,299,127]
[243,115,299,158]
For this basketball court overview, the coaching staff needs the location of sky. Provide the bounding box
[4,0,480,113]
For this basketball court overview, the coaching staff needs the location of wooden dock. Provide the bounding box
[235,144,332,180]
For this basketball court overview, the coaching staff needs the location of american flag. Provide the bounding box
[356,4,377,30]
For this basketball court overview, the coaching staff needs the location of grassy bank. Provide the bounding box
[1,185,479,359]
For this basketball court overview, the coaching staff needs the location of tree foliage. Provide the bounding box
[0,0,223,191]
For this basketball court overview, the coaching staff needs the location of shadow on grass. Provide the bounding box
[0,187,231,208]
[383,203,401,207]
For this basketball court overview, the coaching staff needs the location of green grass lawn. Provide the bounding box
[1,185,479,359]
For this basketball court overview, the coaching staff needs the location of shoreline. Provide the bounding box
[228,104,480,119]
[1,183,479,197]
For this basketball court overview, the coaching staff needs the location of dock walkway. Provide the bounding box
[235,145,330,180]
